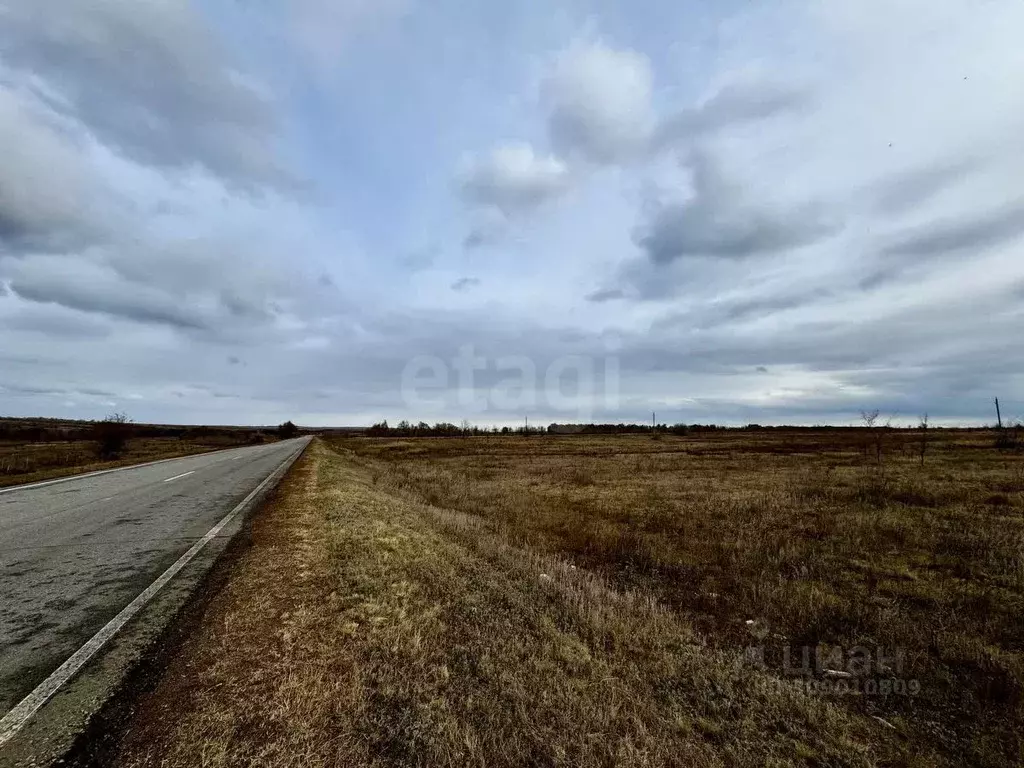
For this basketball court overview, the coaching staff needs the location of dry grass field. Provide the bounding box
[350,430,1024,766]
[107,429,1023,767]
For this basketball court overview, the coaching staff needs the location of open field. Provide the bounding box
[0,418,278,488]
[105,429,1023,767]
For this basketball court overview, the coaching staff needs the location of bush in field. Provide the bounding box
[93,412,132,458]
[277,420,299,439]
[995,422,1021,451]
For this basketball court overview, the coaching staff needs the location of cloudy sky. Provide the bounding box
[1,0,1022,427]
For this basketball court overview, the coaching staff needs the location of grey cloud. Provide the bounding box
[650,283,1021,378]
[649,287,835,330]
[400,245,439,270]
[871,159,979,215]
[586,288,625,302]
[722,290,833,323]
[463,218,508,250]
[883,203,1024,258]
[220,289,276,321]
[0,0,288,188]
[463,229,489,249]
[0,86,100,253]
[858,266,901,291]
[2,306,112,339]
[0,382,68,396]
[451,277,480,292]
[653,82,810,150]
[78,387,117,397]
[635,154,840,264]
[9,272,208,331]
[349,283,1023,424]
[2,278,1018,425]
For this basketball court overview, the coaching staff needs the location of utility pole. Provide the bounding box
[652,411,656,430]
[995,397,1003,429]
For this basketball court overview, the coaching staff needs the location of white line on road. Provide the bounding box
[162,470,195,483]
[0,439,308,748]
[0,444,255,496]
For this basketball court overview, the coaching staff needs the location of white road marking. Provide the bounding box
[0,439,308,748]
[162,470,195,483]
[0,445,253,496]
[100,497,112,502]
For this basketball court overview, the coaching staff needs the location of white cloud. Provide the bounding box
[458,142,570,215]
[544,41,654,165]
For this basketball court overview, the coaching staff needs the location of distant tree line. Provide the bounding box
[365,421,736,437]
[357,420,980,439]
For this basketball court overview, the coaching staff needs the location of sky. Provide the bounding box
[1,0,1022,427]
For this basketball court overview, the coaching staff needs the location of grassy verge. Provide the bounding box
[111,438,910,767]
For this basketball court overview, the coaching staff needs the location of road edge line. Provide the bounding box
[0,437,310,748]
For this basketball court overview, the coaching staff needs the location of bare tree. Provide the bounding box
[860,410,887,466]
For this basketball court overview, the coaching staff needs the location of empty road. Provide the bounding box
[0,438,309,718]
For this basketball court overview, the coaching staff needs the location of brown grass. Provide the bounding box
[344,430,1024,766]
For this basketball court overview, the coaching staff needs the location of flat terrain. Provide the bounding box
[0,438,307,719]
[105,430,1024,767]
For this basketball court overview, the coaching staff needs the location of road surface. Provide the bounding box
[0,438,308,718]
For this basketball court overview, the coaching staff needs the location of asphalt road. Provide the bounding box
[0,438,308,717]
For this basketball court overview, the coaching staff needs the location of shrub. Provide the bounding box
[93,412,132,458]
[277,420,300,439]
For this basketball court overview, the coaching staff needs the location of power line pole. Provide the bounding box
[995,397,1003,429]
